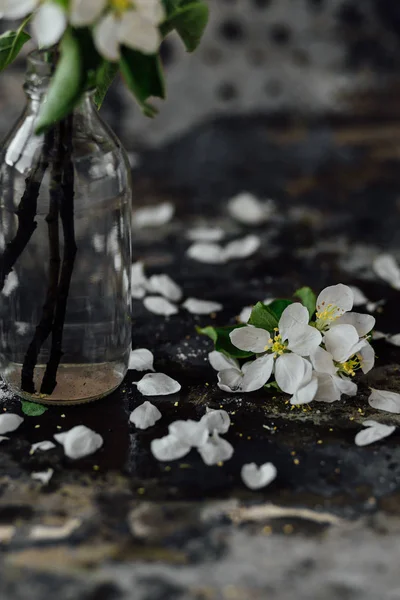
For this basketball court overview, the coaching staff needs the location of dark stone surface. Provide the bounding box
[1,115,400,599]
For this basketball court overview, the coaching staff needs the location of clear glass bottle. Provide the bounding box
[0,51,132,405]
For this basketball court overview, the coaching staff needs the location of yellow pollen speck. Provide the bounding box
[110,0,131,12]
[291,451,296,456]
[217,461,224,467]
[174,402,179,406]
[239,433,243,437]
[349,416,354,421]
[61,414,65,418]
[329,428,333,432]
[247,436,251,440]
[164,466,171,472]
[35,425,40,429]
[317,440,323,444]
[138,487,145,495]
[263,525,272,535]
[293,458,300,465]
[179,463,191,469]
[93,465,100,471]
[283,524,294,534]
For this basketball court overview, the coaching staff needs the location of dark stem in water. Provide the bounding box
[0,131,53,292]
[21,126,63,393]
[41,115,77,395]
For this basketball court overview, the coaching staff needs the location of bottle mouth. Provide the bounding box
[25,49,58,94]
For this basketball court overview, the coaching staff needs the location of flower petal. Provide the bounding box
[146,274,182,302]
[93,13,121,62]
[201,408,231,434]
[208,351,239,372]
[198,432,234,466]
[133,202,174,228]
[187,242,226,264]
[223,235,261,261]
[32,3,67,48]
[290,374,318,405]
[0,413,23,435]
[182,298,223,315]
[128,348,155,372]
[333,375,357,397]
[369,388,400,414]
[136,373,181,396]
[314,373,341,403]
[217,368,243,393]
[54,425,103,460]
[228,192,275,225]
[355,421,396,447]
[230,326,270,353]
[131,261,147,299]
[134,0,165,24]
[323,324,364,363]
[274,354,306,394]
[333,312,375,337]
[151,434,191,461]
[119,12,161,55]
[0,0,37,19]
[70,0,107,26]
[241,462,277,490]
[278,303,309,342]
[187,227,225,242]
[0,436,9,443]
[238,306,252,323]
[240,354,275,392]
[349,286,369,306]
[316,284,354,316]
[30,441,56,455]
[287,324,322,356]
[310,346,336,375]
[2,271,18,297]
[129,401,161,429]
[143,296,178,316]
[358,342,375,374]
[169,420,208,448]
[387,334,400,347]
[373,254,400,290]
[31,469,54,485]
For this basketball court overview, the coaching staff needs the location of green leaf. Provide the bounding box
[21,401,48,417]
[120,47,165,118]
[267,299,293,321]
[0,29,30,72]
[35,29,85,134]
[294,287,317,319]
[248,302,279,332]
[94,61,119,109]
[197,325,254,359]
[161,2,209,52]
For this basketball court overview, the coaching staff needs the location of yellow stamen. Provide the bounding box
[111,0,131,12]
[265,332,287,357]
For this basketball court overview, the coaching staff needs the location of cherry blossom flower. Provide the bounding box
[310,347,357,403]
[0,0,67,48]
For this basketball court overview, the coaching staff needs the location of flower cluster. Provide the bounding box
[205,284,376,405]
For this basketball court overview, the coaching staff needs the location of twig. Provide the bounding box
[21,126,62,393]
[41,115,77,395]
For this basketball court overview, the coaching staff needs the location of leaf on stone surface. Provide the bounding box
[355,420,396,447]
[248,302,279,332]
[0,413,24,435]
[129,401,162,429]
[197,325,254,359]
[94,60,119,108]
[150,433,191,461]
[160,1,209,52]
[54,425,103,460]
[31,468,54,485]
[136,373,181,396]
[0,29,31,73]
[120,47,165,117]
[368,388,400,414]
[182,298,223,315]
[128,348,155,372]
[21,400,48,417]
[294,287,316,320]
[241,462,277,490]
[143,296,179,316]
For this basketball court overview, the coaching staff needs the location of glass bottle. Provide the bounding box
[0,51,132,405]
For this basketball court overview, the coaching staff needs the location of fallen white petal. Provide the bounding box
[373,254,400,290]
[241,462,277,490]
[355,421,396,446]
[136,373,181,396]
[30,441,56,455]
[208,351,239,372]
[238,306,252,323]
[228,192,275,225]
[369,388,400,414]
[349,286,369,306]
[146,274,182,302]
[169,420,208,448]
[198,432,234,465]
[129,401,162,429]
[0,436,9,443]
[2,271,18,297]
[31,468,54,485]
[183,298,223,315]
[128,348,155,372]
[187,227,225,242]
[0,413,23,435]
[143,296,178,316]
[187,242,226,264]
[54,425,103,460]
[151,434,191,461]
[133,202,174,228]
[366,299,386,313]
[223,235,261,260]
[29,519,81,541]
[201,408,231,434]
[131,261,147,299]
[372,330,388,341]
[387,334,400,347]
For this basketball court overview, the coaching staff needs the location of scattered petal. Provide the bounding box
[131,261,147,299]
[129,401,162,429]
[355,421,396,446]
[146,274,182,302]
[198,432,234,465]
[228,192,275,225]
[201,408,231,434]
[0,413,23,435]
[208,351,239,372]
[372,330,388,341]
[238,306,252,323]
[151,434,191,461]
[0,436,9,443]
[143,296,178,316]
[133,202,174,228]
[373,254,400,290]
[128,348,155,372]
[54,425,103,460]
[29,519,81,541]
[169,420,208,447]
[136,373,181,396]
[223,235,261,260]
[31,468,54,485]
[2,271,18,297]
[182,298,223,315]
[369,388,400,414]
[187,242,226,264]
[30,441,56,455]
[366,299,386,313]
[387,334,400,347]
[349,286,369,306]
[187,227,225,242]
[241,462,277,490]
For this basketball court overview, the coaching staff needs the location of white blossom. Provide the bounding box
[128,348,155,372]
[150,434,191,461]
[310,347,357,403]
[146,274,182,302]
[369,389,400,414]
[200,408,231,434]
[241,462,277,490]
[217,354,274,393]
[182,298,223,315]
[136,373,181,396]
[129,401,161,429]
[169,420,208,448]
[373,254,400,290]
[228,192,275,225]
[355,420,395,447]
[54,425,103,460]
[323,324,367,364]
[0,413,23,435]
[0,0,67,48]
[143,296,178,316]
